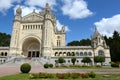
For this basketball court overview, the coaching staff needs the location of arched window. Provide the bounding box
[98,50,104,56]
[67,52,71,56]
[80,52,83,56]
[59,52,62,56]
[76,52,79,56]
[84,52,87,56]
[55,52,58,56]
[5,52,7,56]
[63,52,66,56]
[72,52,75,56]
[1,52,4,56]
[88,52,92,56]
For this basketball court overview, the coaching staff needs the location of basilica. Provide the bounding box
[0,3,111,66]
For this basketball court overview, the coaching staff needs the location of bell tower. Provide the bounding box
[91,27,108,48]
[42,3,54,57]
[9,7,22,55]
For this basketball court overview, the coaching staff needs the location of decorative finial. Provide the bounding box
[16,6,22,16]
[33,9,35,13]
[46,3,49,7]
[45,3,51,13]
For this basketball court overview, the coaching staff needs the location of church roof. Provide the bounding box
[92,27,101,39]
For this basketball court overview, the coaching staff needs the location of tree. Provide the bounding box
[94,56,105,66]
[104,31,120,62]
[71,57,76,65]
[0,32,11,46]
[67,41,80,46]
[67,39,91,46]
[58,57,65,65]
[81,57,92,65]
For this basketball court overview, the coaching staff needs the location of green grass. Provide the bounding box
[0,74,120,80]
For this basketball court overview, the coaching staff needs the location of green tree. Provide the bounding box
[67,39,91,46]
[67,41,80,46]
[94,56,105,66]
[71,57,76,65]
[0,32,11,46]
[81,57,92,65]
[104,31,120,62]
[58,57,65,65]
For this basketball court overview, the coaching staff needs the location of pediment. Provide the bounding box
[22,12,44,22]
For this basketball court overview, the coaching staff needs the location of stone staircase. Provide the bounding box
[0,56,51,67]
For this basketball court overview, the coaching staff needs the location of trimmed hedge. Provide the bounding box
[111,62,119,67]
[49,64,53,68]
[20,63,31,73]
[44,63,53,68]
[44,63,49,68]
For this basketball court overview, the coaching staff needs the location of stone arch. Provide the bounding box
[67,52,71,56]
[22,36,41,57]
[55,52,58,56]
[59,52,62,56]
[72,52,75,56]
[63,52,66,56]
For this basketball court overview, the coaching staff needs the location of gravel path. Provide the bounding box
[0,66,120,77]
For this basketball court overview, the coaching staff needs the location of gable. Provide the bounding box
[22,12,44,22]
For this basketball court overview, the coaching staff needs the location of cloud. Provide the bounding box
[94,14,120,37]
[24,0,57,9]
[56,20,70,32]
[0,0,21,14]
[14,5,41,16]
[61,0,93,19]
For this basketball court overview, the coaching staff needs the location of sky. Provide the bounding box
[0,0,120,43]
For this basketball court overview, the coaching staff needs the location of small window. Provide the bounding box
[98,50,104,56]
[57,36,60,39]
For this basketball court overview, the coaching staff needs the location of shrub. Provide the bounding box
[88,71,96,78]
[71,57,76,65]
[49,64,53,68]
[56,73,69,79]
[84,73,89,78]
[95,65,101,67]
[71,73,79,79]
[20,63,31,73]
[81,64,87,67]
[44,63,49,68]
[58,57,65,65]
[111,62,119,67]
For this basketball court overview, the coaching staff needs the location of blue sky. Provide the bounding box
[0,0,120,43]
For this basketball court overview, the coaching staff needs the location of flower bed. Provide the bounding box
[30,71,96,79]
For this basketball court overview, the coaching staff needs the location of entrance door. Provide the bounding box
[28,51,31,57]
[36,51,39,57]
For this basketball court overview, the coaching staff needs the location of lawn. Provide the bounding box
[0,73,120,80]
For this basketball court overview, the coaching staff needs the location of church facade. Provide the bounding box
[0,3,111,65]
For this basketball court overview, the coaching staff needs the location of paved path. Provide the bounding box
[0,66,120,77]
